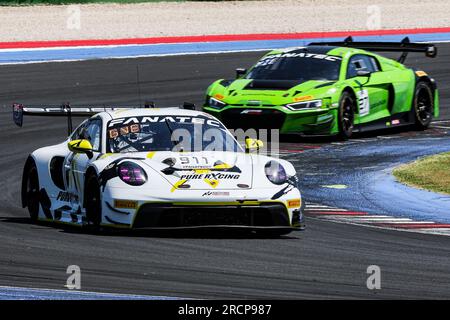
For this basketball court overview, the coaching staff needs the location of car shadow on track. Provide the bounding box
[0,216,301,240]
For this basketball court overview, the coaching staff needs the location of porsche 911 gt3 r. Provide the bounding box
[14,104,305,235]
[203,37,439,139]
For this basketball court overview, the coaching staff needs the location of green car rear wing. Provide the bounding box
[309,36,437,63]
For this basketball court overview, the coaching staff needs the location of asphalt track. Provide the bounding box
[0,45,450,299]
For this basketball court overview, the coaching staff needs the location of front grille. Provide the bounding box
[220,108,286,130]
[133,203,290,228]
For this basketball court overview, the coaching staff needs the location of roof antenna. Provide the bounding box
[136,64,142,108]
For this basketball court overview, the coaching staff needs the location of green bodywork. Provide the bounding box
[203,47,439,135]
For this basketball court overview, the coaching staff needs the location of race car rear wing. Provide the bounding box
[309,36,437,63]
[13,101,196,135]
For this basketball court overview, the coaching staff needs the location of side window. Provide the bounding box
[346,55,379,78]
[82,119,102,152]
[70,120,87,140]
[369,56,381,72]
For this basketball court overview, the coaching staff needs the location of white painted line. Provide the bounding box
[0,47,273,66]
[306,205,333,208]
[339,215,402,219]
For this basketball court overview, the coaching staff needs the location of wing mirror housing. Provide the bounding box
[355,70,372,87]
[68,139,94,159]
[357,70,372,77]
[236,68,247,79]
[245,138,264,153]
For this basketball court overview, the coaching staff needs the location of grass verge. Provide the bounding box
[393,152,450,195]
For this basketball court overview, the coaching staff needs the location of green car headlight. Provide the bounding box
[208,97,227,110]
[285,99,322,111]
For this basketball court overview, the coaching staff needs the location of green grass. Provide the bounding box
[393,152,450,195]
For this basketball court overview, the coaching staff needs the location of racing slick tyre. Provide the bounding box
[24,160,40,221]
[337,91,356,140]
[413,81,434,130]
[85,174,102,230]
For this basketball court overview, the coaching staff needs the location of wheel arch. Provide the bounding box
[341,86,358,113]
[83,165,99,209]
[415,74,437,92]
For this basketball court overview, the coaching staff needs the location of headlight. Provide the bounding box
[265,161,288,185]
[285,99,322,111]
[208,97,227,110]
[118,161,147,186]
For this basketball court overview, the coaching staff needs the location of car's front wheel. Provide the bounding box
[337,91,356,140]
[84,174,102,230]
[413,81,434,130]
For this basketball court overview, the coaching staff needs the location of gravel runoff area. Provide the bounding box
[0,0,449,42]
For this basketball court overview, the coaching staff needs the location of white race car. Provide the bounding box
[14,103,305,235]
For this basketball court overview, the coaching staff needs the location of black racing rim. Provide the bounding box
[416,86,433,125]
[341,96,354,135]
[86,178,101,227]
[27,167,40,219]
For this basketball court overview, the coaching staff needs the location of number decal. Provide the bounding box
[179,156,209,166]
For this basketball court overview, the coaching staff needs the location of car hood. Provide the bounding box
[112,151,255,190]
[217,79,334,105]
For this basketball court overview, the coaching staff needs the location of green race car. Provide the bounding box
[203,37,439,139]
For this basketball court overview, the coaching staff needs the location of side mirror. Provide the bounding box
[182,102,196,110]
[236,68,247,79]
[357,70,371,77]
[68,139,93,158]
[245,138,264,153]
[355,70,372,88]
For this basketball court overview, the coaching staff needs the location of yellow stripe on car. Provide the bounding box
[171,179,188,192]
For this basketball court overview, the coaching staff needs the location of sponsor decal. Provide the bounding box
[256,53,342,67]
[294,95,314,102]
[241,109,262,114]
[108,116,221,128]
[180,173,240,180]
[114,199,137,209]
[287,199,301,208]
[202,191,230,197]
[57,191,79,203]
[371,99,386,109]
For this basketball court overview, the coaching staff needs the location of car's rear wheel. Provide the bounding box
[337,91,355,140]
[413,81,434,130]
[85,174,102,230]
[25,162,40,221]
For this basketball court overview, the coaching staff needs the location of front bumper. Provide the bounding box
[203,105,338,135]
[132,202,303,230]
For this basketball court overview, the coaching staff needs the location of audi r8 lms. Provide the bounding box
[14,104,304,235]
[203,37,439,139]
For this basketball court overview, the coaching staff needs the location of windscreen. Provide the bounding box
[106,115,242,153]
[246,52,342,81]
